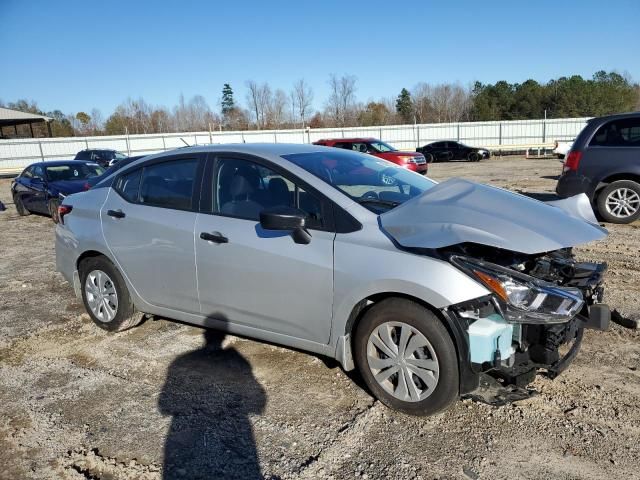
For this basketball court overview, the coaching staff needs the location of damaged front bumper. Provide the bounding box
[443,258,609,401]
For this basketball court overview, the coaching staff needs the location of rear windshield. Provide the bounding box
[45,164,105,181]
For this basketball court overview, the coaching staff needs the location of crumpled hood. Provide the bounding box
[379,178,607,255]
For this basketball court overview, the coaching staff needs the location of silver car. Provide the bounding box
[56,144,610,416]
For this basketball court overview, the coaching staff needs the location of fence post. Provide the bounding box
[457,123,460,142]
[498,122,502,146]
[379,127,383,139]
[542,119,546,144]
[38,141,45,162]
[274,132,278,143]
[85,138,89,149]
[194,134,198,146]
[125,127,131,156]
[162,135,166,151]
[209,123,213,144]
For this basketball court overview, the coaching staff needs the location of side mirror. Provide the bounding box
[259,206,312,244]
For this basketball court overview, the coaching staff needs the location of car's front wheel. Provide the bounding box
[597,180,640,224]
[13,194,30,216]
[79,256,145,332]
[354,298,459,416]
[468,152,480,162]
[48,198,61,223]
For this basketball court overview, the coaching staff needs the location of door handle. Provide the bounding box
[107,209,126,219]
[200,231,228,244]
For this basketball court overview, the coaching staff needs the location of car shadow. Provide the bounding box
[541,175,561,181]
[158,326,266,479]
[515,191,560,202]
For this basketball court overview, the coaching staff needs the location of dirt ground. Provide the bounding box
[1,156,639,480]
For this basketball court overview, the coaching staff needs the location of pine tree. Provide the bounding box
[221,84,235,115]
[396,88,413,123]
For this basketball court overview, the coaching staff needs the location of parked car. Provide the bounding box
[11,160,104,222]
[552,140,573,160]
[85,155,146,189]
[75,149,128,168]
[417,141,491,162]
[556,112,640,224]
[56,144,609,416]
[312,138,429,179]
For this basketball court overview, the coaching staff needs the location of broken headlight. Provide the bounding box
[451,256,584,324]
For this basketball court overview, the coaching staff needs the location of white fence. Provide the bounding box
[0,117,589,173]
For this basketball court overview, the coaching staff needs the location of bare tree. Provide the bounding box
[267,89,288,128]
[412,82,471,123]
[246,81,273,129]
[291,79,314,127]
[325,74,357,127]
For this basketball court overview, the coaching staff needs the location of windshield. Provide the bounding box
[369,141,396,153]
[45,164,105,181]
[283,150,436,213]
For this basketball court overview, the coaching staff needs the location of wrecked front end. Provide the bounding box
[441,244,609,402]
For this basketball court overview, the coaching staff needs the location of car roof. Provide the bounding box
[79,148,119,152]
[27,160,101,168]
[317,137,377,143]
[587,111,640,124]
[143,143,345,159]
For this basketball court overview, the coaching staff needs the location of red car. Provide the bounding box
[313,138,430,174]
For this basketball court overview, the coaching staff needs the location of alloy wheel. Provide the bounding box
[85,269,119,322]
[366,321,440,402]
[605,187,640,219]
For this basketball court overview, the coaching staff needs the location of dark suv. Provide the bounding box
[75,149,128,168]
[556,112,640,224]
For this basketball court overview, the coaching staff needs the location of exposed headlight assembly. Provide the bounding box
[451,256,584,324]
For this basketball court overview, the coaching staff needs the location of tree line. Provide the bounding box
[2,71,638,138]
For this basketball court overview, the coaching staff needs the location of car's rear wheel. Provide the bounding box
[79,256,145,332]
[354,298,459,416]
[14,194,30,216]
[48,198,61,223]
[597,180,640,224]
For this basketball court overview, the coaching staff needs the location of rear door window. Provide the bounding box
[590,118,640,147]
[115,169,142,202]
[139,159,199,210]
[115,158,199,210]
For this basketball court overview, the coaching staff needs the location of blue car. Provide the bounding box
[11,160,105,223]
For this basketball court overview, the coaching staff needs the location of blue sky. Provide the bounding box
[1,0,639,116]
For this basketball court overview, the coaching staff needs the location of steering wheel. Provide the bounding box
[361,191,379,199]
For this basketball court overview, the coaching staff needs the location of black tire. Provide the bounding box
[596,180,640,224]
[48,198,61,223]
[14,194,30,216]
[468,152,480,162]
[79,256,145,332]
[354,298,459,416]
[424,153,434,164]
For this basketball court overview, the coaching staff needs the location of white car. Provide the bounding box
[55,143,610,416]
[553,140,573,159]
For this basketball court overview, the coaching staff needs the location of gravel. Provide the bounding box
[1,156,639,480]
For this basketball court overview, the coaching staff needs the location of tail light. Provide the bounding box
[58,205,73,224]
[563,151,582,173]
[83,182,91,191]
